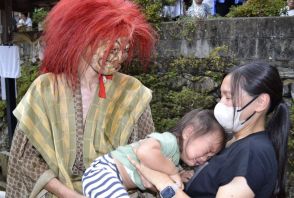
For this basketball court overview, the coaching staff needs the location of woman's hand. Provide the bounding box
[128,156,173,190]
[45,178,86,198]
[128,156,191,198]
[139,171,155,189]
[170,173,184,189]
[179,170,194,183]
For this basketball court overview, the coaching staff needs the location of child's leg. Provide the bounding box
[82,154,129,198]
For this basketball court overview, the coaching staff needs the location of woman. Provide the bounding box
[6,0,156,197]
[130,62,289,198]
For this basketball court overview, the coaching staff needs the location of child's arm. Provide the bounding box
[135,138,178,176]
[135,138,183,188]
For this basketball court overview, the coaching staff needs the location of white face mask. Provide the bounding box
[214,96,257,133]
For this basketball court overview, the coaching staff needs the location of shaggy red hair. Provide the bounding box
[40,0,157,87]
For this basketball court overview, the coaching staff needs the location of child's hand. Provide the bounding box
[179,170,194,183]
[170,173,184,189]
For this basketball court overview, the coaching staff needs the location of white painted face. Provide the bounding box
[180,127,223,166]
[90,37,130,75]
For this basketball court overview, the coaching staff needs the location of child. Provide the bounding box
[187,0,211,19]
[82,109,225,198]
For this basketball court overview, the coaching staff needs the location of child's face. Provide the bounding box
[181,128,223,166]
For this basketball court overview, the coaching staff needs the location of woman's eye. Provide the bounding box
[224,94,231,100]
[220,95,230,100]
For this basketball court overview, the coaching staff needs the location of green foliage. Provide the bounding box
[174,17,199,42]
[288,103,294,186]
[16,63,39,103]
[0,62,39,128]
[164,17,206,42]
[162,0,176,6]
[32,8,49,24]
[227,0,286,17]
[0,101,6,119]
[291,105,294,132]
[123,46,235,131]
[133,0,162,24]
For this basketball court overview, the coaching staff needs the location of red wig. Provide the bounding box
[40,0,157,87]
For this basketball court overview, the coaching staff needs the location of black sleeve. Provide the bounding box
[218,143,268,195]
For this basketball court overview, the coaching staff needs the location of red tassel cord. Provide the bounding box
[98,74,113,98]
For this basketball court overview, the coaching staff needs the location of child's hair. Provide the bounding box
[170,109,225,152]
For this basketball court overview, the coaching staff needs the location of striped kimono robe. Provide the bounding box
[6,72,154,198]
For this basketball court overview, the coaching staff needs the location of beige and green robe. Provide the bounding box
[6,72,155,198]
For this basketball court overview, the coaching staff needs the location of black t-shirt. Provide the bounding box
[185,131,277,198]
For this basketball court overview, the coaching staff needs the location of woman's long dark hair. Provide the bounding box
[230,62,289,197]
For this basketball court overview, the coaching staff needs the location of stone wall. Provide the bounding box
[10,17,294,76]
[157,16,294,104]
[157,16,294,69]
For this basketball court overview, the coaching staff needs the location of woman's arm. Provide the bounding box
[216,177,254,198]
[129,157,190,198]
[45,178,86,198]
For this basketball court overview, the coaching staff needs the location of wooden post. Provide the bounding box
[1,0,11,43]
[1,0,17,147]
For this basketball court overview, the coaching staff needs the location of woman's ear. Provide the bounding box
[182,125,194,140]
[255,93,270,112]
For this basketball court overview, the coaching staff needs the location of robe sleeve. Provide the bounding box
[128,104,155,143]
[6,125,53,198]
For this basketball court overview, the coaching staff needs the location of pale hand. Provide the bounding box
[170,173,184,189]
[179,170,194,183]
[128,156,173,190]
